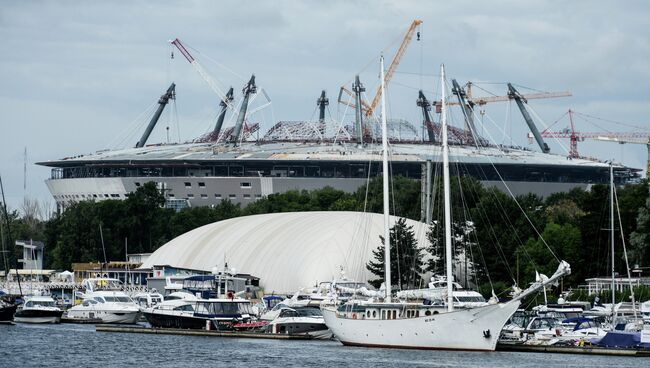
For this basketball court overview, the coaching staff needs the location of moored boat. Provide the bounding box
[14,295,63,324]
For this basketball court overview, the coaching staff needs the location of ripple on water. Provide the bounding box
[0,324,643,368]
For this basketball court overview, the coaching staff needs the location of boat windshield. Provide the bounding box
[26,300,56,308]
[454,296,486,303]
[195,301,252,316]
[279,307,322,318]
[103,296,133,303]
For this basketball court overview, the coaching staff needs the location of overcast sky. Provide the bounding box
[1,0,648,214]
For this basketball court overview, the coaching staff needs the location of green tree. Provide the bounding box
[366,218,425,290]
[519,222,582,286]
[630,184,650,266]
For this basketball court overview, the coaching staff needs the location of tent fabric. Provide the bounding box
[594,331,650,349]
[141,211,429,293]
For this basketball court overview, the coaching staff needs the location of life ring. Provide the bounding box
[352,313,357,319]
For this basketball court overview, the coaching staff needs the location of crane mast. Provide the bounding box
[213,87,234,140]
[136,83,176,148]
[416,90,435,143]
[508,83,550,153]
[451,79,477,140]
[229,75,257,146]
[317,90,329,123]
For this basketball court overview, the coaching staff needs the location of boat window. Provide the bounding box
[25,301,33,307]
[295,307,321,317]
[173,304,194,311]
[279,310,298,318]
[32,301,56,307]
[94,297,105,303]
[103,296,133,303]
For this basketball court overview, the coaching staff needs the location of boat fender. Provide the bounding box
[352,313,357,320]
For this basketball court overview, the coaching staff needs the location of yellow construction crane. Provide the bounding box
[448,82,572,106]
[339,20,423,116]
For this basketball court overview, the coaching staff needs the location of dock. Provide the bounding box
[497,342,650,357]
[96,325,314,340]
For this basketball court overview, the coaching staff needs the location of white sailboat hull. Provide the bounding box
[322,301,520,351]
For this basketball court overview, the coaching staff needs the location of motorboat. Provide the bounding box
[65,278,141,324]
[264,306,332,339]
[143,295,255,330]
[0,299,18,321]
[260,292,312,321]
[14,295,63,324]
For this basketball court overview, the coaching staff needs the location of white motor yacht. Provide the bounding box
[66,278,140,324]
[264,306,332,339]
[14,295,63,324]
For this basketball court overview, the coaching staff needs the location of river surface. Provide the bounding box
[0,323,644,367]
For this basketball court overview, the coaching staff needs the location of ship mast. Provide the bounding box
[610,162,615,311]
[441,64,454,312]
[380,55,391,303]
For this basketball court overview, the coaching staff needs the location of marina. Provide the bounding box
[2,2,650,367]
[0,323,647,368]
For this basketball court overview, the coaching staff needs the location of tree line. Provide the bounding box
[1,177,649,301]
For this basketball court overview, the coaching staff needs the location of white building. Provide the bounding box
[140,211,429,294]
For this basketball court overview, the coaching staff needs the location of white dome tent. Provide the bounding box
[141,211,429,293]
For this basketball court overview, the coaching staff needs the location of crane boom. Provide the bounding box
[170,38,233,108]
[534,109,650,172]
[366,19,422,117]
[447,91,572,106]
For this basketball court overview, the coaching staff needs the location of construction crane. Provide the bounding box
[534,109,650,172]
[447,83,572,107]
[338,19,422,117]
[170,38,233,109]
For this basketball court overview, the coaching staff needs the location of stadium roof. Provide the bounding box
[37,140,616,170]
[140,211,430,293]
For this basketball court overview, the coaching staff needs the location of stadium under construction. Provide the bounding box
[36,34,643,213]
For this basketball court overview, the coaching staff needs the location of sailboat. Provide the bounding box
[320,60,571,351]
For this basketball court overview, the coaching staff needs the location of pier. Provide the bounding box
[96,325,314,340]
[497,342,650,357]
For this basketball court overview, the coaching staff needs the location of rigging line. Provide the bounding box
[470,141,542,266]
[613,184,638,318]
[573,111,649,131]
[173,98,181,143]
[526,104,570,154]
[108,101,158,148]
[390,80,435,94]
[572,113,613,133]
[481,157,561,263]
[393,71,439,77]
[509,83,552,94]
[454,162,517,283]
[469,83,501,97]
[457,157,532,278]
[182,41,246,81]
[542,110,571,132]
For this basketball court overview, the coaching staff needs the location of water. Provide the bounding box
[0,324,644,367]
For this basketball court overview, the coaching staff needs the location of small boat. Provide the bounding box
[0,299,18,321]
[14,295,63,324]
[264,306,332,339]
